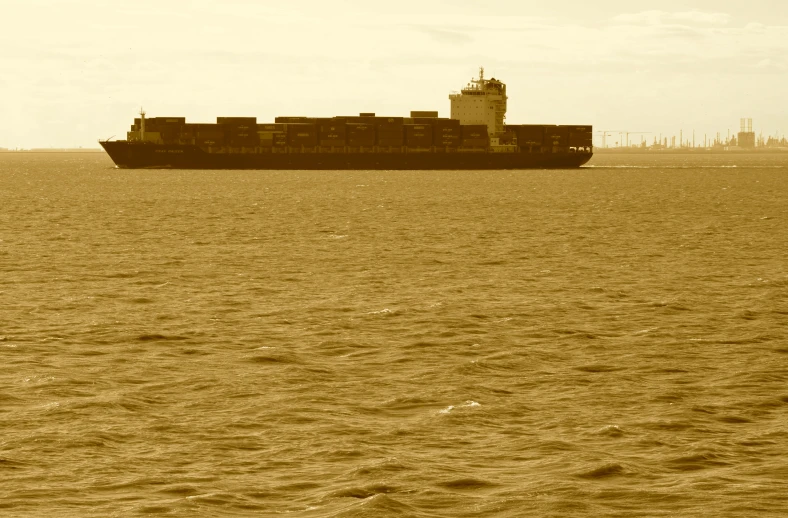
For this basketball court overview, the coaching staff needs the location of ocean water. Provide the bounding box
[1,152,786,517]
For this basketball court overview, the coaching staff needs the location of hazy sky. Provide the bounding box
[2,0,787,148]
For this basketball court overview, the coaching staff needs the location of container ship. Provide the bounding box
[100,69,592,169]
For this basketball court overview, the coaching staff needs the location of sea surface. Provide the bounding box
[1,152,786,517]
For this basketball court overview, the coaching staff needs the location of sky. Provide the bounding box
[1,0,787,148]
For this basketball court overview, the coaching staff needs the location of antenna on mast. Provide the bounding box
[479,66,484,82]
[140,107,146,141]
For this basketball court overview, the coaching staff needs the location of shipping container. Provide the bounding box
[413,117,457,126]
[287,123,318,146]
[511,125,545,146]
[155,127,182,144]
[319,122,346,137]
[373,117,405,127]
[332,116,360,123]
[225,125,255,134]
[347,123,374,135]
[217,117,256,125]
[568,125,593,147]
[405,124,433,146]
[359,112,375,117]
[196,128,224,137]
[275,116,317,123]
[544,125,570,147]
[377,127,404,138]
[410,111,439,118]
[432,118,461,127]
[146,117,185,127]
[439,135,461,147]
[225,131,256,146]
[461,138,488,148]
[434,125,460,136]
[377,125,404,134]
[180,124,201,138]
[346,124,375,147]
[461,125,489,139]
[257,123,287,132]
[286,123,317,134]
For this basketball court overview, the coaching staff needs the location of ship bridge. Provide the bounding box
[449,67,508,135]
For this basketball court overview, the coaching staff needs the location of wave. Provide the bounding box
[135,333,190,342]
[435,477,497,489]
[576,462,627,479]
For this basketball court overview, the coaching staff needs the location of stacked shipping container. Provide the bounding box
[256,123,287,148]
[461,125,489,148]
[218,117,258,147]
[433,119,461,147]
[287,123,318,147]
[507,124,592,151]
[375,117,405,147]
[346,124,375,147]
[568,126,593,148]
[318,120,346,147]
[127,115,590,152]
[404,125,433,147]
[410,111,439,118]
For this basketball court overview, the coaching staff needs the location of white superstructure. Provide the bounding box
[449,67,508,135]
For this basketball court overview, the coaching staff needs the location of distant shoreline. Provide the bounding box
[594,148,788,155]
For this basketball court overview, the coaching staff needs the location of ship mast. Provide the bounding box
[470,66,485,90]
[140,107,146,141]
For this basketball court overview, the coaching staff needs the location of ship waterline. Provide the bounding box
[99,141,592,170]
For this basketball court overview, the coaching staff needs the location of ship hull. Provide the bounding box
[100,141,592,170]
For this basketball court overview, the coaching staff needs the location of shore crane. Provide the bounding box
[596,130,625,148]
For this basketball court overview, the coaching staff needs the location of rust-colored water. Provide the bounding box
[1,152,786,516]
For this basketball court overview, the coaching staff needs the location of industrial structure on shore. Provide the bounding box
[595,117,786,152]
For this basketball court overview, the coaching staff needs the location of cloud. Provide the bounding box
[672,11,731,25]
[613,10,731,26]
[413,27,474,45]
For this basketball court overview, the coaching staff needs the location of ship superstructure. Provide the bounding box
[101,69,592,169]
[449,67,507,136]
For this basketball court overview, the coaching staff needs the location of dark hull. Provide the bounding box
[100,141,592,170]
